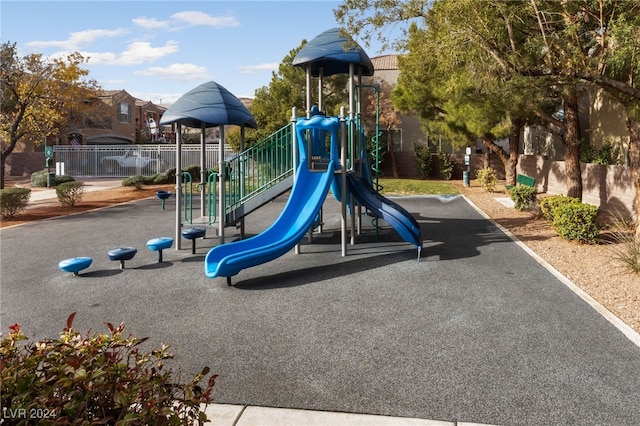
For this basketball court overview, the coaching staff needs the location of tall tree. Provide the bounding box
[0,42,100,188]
[337,0,638,199]
[233,42,350,151]
[391,18,539,186]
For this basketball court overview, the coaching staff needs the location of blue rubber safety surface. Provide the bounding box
[1,193,639,426]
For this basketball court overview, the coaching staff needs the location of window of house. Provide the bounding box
[118,102,131,123]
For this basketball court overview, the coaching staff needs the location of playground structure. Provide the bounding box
[202,28,423,284]
[53,29,423,283]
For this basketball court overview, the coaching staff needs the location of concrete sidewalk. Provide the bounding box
[20,178,124,204]
[203,404,492,425]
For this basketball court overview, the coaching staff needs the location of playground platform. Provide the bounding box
[1,186,640,425]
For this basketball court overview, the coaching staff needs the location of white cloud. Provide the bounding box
[74,40,178,66]
[132,16,168,30]
[129,91,183,105]
[82,51,118,64]
[170,11,240,28]
[238,62,279,75]
[135,63,210,82]
[119,40,179,65]
[25,29,128,50]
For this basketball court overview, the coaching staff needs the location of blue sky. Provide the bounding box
[1,0,395,104]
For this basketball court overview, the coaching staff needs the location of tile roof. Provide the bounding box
[371,55,398,70]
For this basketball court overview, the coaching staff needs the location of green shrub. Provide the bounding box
[0,187,31,219]
[183,165,201,182]
[580,141,623,165]
[153,172,172,185]
[56,181,85,206]
[30,170,49,187]
[476,167,498,192]
[30,170,75,188]
[122,175,151,188]
[539,195,579,221]
[119,172,174,186]
[438,149,454,180]
[552,201,600,244]
[509,185,538,211]
[413,143,432,178]
[165,168,177,182]
[1,313,216,425]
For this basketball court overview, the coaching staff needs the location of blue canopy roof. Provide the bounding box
[292,28,374,77]
[159,81,257,129]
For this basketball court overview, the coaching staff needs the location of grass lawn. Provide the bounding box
[377,178,459,195]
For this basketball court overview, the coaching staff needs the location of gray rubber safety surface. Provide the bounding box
[2,193,639,426]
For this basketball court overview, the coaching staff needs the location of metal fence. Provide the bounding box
[52,144,236,177]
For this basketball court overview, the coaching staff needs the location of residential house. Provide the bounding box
[363,55,427,178]
[81,90,167,145]
[7,89,167,176]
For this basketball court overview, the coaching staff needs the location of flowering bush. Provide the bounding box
[1,313,216,425]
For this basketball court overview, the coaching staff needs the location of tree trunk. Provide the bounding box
[505,119,522,187]
[387,129,398,178]
[1,139,19,190]
[1,155,6,189]
[563,90,583,200]
[626,117,640,240]
[482,135,510,177]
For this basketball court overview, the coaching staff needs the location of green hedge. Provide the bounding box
[540,195,599,243]
[508,185,538,211]
[30,170,75,187]
[56,181,85,206]
[0,187,31,219]
[122,172,172,187]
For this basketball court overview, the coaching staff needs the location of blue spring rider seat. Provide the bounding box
[181,227,206,254]
[146,237,174,262]
[58,257,93,276]
[108,247,137,269]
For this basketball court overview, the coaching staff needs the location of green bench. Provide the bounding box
[506,174,536,191]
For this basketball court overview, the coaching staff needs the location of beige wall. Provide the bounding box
[523,87,630,162]
[587,88,629,153]
[518,155,635,218]
[364,64,427,153]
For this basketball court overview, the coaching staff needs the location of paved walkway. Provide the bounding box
[2,182,639,425]
[11,178,124,204]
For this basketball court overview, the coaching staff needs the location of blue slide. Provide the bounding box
[205,161,335,281]
[346,172,423,254]
[205,113,340,282]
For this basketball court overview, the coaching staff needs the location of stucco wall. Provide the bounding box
[518,155,635,218]
[7,152,46,176]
